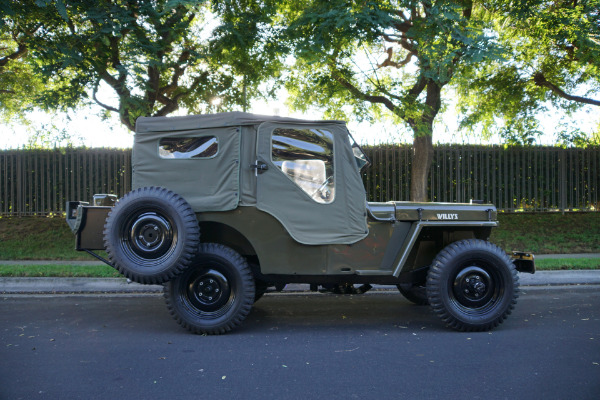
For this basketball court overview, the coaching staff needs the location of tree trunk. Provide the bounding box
[410,133,434,202]
[409,80,440,202]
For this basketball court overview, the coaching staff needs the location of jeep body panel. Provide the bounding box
[195,202,495,281]
[70,112,503,280]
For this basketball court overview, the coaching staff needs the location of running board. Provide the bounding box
[355,270,394,276]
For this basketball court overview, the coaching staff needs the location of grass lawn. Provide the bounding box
[0,213,598,277]
[490,212,599,254]
[535,258,600,270]
[0,216,95,260]
[0,264,121,277]
[0,257,598,277]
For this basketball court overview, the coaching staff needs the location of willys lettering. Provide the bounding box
[437,213,459,220]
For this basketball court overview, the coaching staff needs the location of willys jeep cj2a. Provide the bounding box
[66,112,535,335]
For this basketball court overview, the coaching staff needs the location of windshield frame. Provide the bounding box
[347,131,371,172]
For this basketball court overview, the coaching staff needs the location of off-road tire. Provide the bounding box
[164,243,255,335]
[104,187,199,284]
[397,283,429,305]
[427,239,518,332]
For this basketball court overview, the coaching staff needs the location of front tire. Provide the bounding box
[164,244,255,335]
[426,239,518,332]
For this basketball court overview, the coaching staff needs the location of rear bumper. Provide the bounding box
[66,202,111,251]
[66,194,116,251]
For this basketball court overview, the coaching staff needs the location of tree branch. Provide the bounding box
[159,49,191,97]
[92,82,118,112]
[330,69,397,113]
[378,47,413,68]
[99,71,134,131]
[534,72,600,106]
[0,43,28,68]
[404,75,428,127]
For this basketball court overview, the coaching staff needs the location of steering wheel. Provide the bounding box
[312,176,333,199]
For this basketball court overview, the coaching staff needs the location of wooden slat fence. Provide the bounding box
[360,144,599,212]
[1,148,130,216]
[1,145,598,216]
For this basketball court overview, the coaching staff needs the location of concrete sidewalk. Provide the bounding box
[1,253,599,266]
[1,270,600,294]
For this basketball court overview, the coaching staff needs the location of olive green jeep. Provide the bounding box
[66,112,534,334]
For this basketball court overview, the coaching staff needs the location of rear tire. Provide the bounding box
[104,187,199,284]
[164,244,255,335]
[427,239,518,332]
[254,280,271,303]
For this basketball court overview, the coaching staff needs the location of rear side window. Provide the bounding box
[271,128,335,204]
[159,136,218,159]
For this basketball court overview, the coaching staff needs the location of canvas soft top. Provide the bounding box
[133,112,368,245]
[135,111,344,133]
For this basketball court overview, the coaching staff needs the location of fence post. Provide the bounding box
[560,148,566,215]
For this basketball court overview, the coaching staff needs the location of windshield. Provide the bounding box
[347,131,371,172]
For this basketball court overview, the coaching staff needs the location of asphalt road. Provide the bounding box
[1,287,599,400]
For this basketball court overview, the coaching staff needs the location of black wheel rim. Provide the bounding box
[119,209,177,263]
[178,264,237,319]
[451,262,504,314]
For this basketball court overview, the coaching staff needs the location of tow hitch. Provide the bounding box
[511,252,536,274]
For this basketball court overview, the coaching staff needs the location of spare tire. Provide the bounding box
[104,187,200,284]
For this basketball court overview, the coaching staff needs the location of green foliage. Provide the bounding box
[0,0,62,121]
[556,125,600,147]
[456,0,600,143]
[1,0,282,131]
[284,1,500,129]
[209,0,285,110]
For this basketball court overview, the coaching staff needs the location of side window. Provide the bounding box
[159,136,218,159]
[271,128,335,204]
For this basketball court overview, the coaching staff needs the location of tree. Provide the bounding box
[0,1,57,121]
[209,0,284,111]
[282,0,502,201]
[455,0,600,144]
[2,0,279,132]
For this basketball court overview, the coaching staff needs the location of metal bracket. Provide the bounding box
[250,160,269,175]
[83,249,114,268]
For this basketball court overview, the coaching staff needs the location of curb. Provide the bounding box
[2,271,600,295]
[1,253,599,266]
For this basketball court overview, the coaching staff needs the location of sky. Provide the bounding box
[2,88,598,149]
